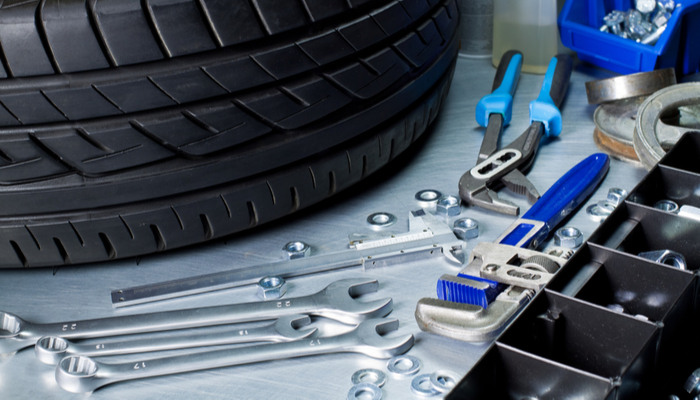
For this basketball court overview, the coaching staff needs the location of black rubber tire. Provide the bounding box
[0,0,459,268]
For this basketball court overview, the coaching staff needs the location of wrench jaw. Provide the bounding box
[35,336,70,365]
[273,315,317,341]
[414,288,532,342]
[458,177,520,216]
[319,279,393,325]
[0,311,35,355]
[55,355,104,394]
[351,318,414,359]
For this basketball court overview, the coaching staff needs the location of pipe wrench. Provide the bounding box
[415,153,609,342]
[460,52,574,215]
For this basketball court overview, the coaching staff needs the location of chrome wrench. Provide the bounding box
[56,318,414,393]
[0,278,392,354]
[34,314,316,365]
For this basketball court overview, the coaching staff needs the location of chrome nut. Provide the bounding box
[554,227,583,249]
[283,241,310,259]
[453,218,479,240]
[606,187,628,207]
[435,195,461,217]
[257,276,288,300]
[637,249,687,270]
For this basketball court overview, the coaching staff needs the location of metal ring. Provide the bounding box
[386,355,421,377]
[351,368,387,387]
[429,370,460,393]
[366,212,397,230]
[411,374,440,397]
[415,189,442,208]
[654,200,679,213]
[585,68,676,104]
[347,383,382,400]
[633,82,700,170]
[586,203,613,222]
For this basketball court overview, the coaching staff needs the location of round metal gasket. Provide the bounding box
[347,382,382,400]
[366,212,397,230]
[585,68,676,104]
[351,368,387,388]
[429,370,460,393]
[654,199,679,214]
[586,201,615,222]
[415,189,443,208]
[592,97,645,162]
[411,373,441,397]
[633,82,700,170]
[386,354,421,377]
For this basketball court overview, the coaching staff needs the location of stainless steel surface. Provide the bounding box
[0,278,391,354]
[55,318,414,394]
[34,315,315,365]
[0,54,646,398]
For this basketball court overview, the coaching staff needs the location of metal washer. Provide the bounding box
[351,368,387,387]
[347,382,382,400]
[386,354,422,377]
[411,373,441,397]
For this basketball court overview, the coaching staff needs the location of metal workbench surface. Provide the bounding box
[0,53,648,399]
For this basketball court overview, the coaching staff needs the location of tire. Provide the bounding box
[0,0,460,268]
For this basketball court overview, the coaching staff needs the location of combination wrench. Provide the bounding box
[0,278,392,354]
[56,318,414,393]
[34,314,315,365]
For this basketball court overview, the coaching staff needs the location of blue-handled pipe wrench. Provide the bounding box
[414,52,610,342]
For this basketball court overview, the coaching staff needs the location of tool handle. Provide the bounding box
[529,54,573,137]
[523,153,609,231]
[475,50,522,127]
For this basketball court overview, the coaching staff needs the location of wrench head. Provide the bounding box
[458,176,519,216]
[35,336,70,365]
[317,279,393,324]
[0,311,34,354]
[55,355,102,394]
[273,315,317,341]
[351,318,414,359]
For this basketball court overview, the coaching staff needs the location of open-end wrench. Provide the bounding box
[0,278,391,355]
[34,314,315,365]
[56,318,414,393]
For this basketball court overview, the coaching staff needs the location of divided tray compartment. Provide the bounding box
[449,132,700,399]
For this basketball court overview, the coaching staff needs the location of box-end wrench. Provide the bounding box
[56,318,414,394]
[0,278,391,355]
[34,314,316,365]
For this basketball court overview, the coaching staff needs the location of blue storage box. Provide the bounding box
[558,0,700,75]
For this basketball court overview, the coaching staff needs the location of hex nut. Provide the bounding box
[554,226,583,249]
[606,187,628,207]
[283,241,310,259]
[435,195,461,217]
[257,276,288,300]
[453,218,479,240]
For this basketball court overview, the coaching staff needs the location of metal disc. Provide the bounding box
[585,68,676,104]
[633,83,700,169]
[593,97,645,162]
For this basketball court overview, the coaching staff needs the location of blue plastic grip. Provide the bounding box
[523,153,610,230]
[529,57,563,137]
[475,53,522,127]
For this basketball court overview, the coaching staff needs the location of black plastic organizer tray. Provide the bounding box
[448,132,700,399]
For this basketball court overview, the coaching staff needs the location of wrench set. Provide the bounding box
[446,132,700,398]
[0,278,414,393]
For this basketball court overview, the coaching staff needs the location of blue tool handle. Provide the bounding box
[523,153,609,231]
[475,50,522,127]
[529,54,573,137]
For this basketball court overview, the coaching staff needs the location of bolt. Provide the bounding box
[554,226,584,249]
[636,0,657,14]
[607,187,628,207]
[435,195,461,217]
[283,241,311,259]
[453,218,479,240]
[257,276,288,300]
[602,10,625,35]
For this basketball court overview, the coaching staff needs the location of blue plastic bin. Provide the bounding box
[558,0,700,75]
